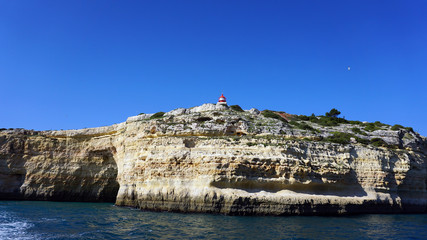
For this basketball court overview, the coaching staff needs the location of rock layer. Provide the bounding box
[0,105,426,215]
[0,129,119,202]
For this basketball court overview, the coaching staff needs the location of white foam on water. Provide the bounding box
[0,210,40,240]
[0,220,38,240]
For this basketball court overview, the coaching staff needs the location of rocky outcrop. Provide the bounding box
[0,105,426,215]
[0,129,119,202]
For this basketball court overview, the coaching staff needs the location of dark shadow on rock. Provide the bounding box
[211,178,367,197]
[0,136,27,200]
[183,139,196,148]
[212,147,367,197]
[55,148,120,202]
[0,133,120,202]
[395,152,427,213]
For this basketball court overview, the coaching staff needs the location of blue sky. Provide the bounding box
[1,1,426,135]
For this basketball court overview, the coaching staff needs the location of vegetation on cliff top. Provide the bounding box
[150,112,165,119]
[261,110,287,123]
[289,108,414,132]
[2,105,418,152]
[230,105,244,112]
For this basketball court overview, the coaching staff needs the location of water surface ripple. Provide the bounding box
[0,201,426,239]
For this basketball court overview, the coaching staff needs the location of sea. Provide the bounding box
[0,201,426,240]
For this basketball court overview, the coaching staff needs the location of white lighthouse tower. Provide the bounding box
[217,93,227,106]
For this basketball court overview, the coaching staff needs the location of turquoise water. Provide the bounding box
[0,201,426,240]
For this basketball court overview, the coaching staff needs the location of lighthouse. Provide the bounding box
[217,93,227,106]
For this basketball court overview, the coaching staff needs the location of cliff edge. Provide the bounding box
[1,104,426,215]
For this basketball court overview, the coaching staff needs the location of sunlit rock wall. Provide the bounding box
[1,105,426,215]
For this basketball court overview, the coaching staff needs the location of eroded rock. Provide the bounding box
[0,104,426,215]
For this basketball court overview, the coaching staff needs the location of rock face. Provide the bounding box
[0,128,119,202]
[0,106,426,215]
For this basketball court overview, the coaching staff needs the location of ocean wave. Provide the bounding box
[0,220,38,240]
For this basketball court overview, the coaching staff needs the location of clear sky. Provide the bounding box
[1,1,426,135]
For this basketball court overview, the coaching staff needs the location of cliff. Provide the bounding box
[1,104,426,215]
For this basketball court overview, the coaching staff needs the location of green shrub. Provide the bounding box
[391,124,404,131]
[405,127,414,132]
[390,124,414,132]
[0,128,6,131]
[310,116,349,126]
[289,121,298,126]
[150,112,165,119]
[291,114,320,122]
[305,108,348,126]
[138,113,145,115]
[364,123,381,132]
[351,127,367,135]
[299,123,314,131]
[374,121,388,127]
[230,105,244,112]
[262,110,278,118]
[352,127,361,134]
[262,110,287,123]
[290,121,317,132]
[370,138,388,147]
[292,115,310,121]
[348,120,363,125]
[326,132,355,144]
[290,114,319,122]
[355,137,370,145]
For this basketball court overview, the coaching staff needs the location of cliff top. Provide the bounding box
[1,103,426,152]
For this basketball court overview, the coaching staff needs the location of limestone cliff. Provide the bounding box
[1,104,426,215]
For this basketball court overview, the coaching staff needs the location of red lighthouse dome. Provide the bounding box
[218,94,226,102]
[217,94,227,105]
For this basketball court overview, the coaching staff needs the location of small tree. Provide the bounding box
[325,108,341,118]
